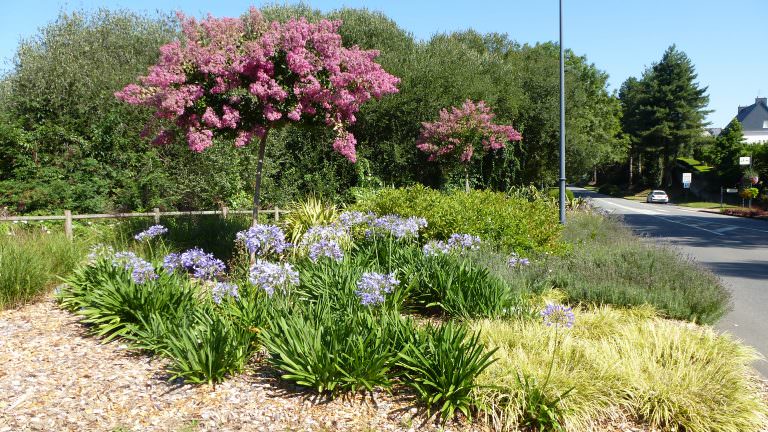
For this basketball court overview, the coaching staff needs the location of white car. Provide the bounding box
[646,190,669,204]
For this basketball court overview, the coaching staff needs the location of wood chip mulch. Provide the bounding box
[1,297,764,432]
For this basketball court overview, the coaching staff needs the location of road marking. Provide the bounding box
[713,226,740,234]
[598,200,660,215]
[655,216,724,236]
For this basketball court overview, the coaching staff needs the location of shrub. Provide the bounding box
[546,187,574,202]
[59,259,198,341]
[398,321,497,422]
[0,227,87,309]
[479,212,731,324]
[261,304,412,395]
[157,308,257,388]
[597,184,621,196]
[282,197,340,246]
[352,185,563,254]
[472,306,768,432]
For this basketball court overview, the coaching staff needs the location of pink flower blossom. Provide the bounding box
[116,8,399,162]
[416,99,522,165]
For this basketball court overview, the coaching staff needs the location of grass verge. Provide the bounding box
[0,226,88,309]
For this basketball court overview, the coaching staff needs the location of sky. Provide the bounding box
[1,0,766,129]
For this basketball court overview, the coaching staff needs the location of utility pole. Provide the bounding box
[558,0,566,224]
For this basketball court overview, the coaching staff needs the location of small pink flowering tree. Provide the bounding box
[116,8,399,225]
[416,100,522,192]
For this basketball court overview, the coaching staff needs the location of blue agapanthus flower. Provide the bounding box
[308,239,344,263]
[211,282,240,304]
[112,251,157,284]
[370,215,427,239]
[236,225,291,257]
[249,261,299,296]
[162,248,225,280]
[355,271,399,306]
[134,225,168,241]
[541,303,575,328]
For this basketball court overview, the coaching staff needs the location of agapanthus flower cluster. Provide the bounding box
[369,215,427,239]
[417,100,522,164]
[507,253,530,268]
[163,248,226,280]
[338,211,374,229]
[236,225,291,257]
[447,233,482,251]
[308,239,345,263]
[87,243,115,263]
[211,282,240,304]
[422,240,453,257]
[115,8,400,162]
[112,251,158,284]
[422,233,482,257]
[355,272,399,306]
[541,303,575,328]
[134,225,168,241]
[249,261,300,296]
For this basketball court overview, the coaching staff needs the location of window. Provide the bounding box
[764,120,768,128]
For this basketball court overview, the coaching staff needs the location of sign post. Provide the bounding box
[739,156,751,166]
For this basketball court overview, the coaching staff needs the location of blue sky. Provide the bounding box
[1,0,766,128]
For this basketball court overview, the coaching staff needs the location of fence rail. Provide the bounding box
[0,206,291,240]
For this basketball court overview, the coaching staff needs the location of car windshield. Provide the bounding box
[652,191,666,195]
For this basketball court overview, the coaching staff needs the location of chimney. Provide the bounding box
[757,97,768,107]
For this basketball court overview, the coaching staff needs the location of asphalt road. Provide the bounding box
[572,187,768,376]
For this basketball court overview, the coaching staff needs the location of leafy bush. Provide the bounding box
[472,306,768,432]
[398,321,497,422]
[597,184,621,196]
[0,227,86,309]
[352,185,563,254]
[478,212,731,324]
[157,308,257,388]
[282,197,340,246]
[261,304,413,395]
[59,259,197,341]
[546,187,574,202]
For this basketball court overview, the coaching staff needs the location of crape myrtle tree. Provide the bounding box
[116,8,400,225]
[416,99,522,192]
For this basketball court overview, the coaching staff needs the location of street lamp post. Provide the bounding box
[558,0,566,224]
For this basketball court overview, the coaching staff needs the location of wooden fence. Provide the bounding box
[0,206,291,240]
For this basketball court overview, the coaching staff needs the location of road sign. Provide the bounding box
[682,173,692,183]
[683,182,691,189]
[726,188,738,193]
[739,156,751,166]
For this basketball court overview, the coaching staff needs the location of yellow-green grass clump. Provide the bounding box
[472,305,767,432]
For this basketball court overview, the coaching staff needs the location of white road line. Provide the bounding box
[598,200,660,215]
[655,216,724,236]
[713,226,740,234]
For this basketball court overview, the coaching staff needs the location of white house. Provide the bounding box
[736,97,768,144]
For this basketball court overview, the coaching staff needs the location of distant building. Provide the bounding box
[736,97,768,144]
[703,127,722,138]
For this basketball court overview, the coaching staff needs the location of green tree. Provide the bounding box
[626,45,710,187]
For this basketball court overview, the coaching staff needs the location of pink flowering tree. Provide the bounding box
[416,100,522,192]
[116,8,399,225]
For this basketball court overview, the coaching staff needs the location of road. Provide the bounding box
[572,187,768,376]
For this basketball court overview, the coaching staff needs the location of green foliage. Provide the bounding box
[546,187,575,202]
[261,305,413,395]
[483,212,731,324]
[515,372,570,432]
[59,260,197,341]
[157,309,257,387]
[398,322,496,422]
[353,185,563,254]
[473,307,768,432]
[0,226,86,309]
[619,45,710,187]
[282,197,340,246]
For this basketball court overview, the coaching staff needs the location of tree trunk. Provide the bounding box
[252,129,270,228]
[464,167,470,193]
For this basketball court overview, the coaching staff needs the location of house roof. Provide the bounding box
[736,97,768,132]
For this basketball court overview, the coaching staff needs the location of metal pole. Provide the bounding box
[558,0,566,224]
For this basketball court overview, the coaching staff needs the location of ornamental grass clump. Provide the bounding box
[472,305,768,432]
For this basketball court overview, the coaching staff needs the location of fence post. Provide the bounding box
[64,210,73,241]
[274,206,280,222]
[153,208,161,224]
[221,206,229,219]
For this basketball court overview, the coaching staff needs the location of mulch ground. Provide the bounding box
[0,296,761,432]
